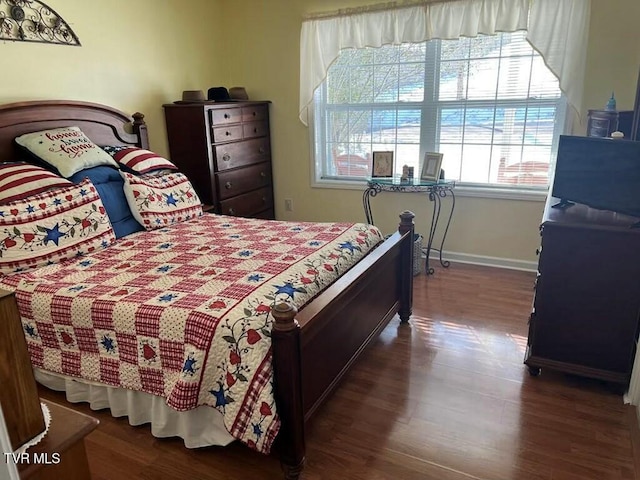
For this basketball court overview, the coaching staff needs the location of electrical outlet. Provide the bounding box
[284,198,293,212]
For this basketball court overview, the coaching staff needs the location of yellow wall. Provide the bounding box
[218,0,640,265]
[1,0,224,156]
[3,0,640,265]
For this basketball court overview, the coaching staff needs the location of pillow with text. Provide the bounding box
[15,126,118,177]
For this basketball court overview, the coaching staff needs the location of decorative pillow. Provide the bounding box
[0,162,72,204]
[69,166,144,239]
[0,179,115,275]
[14,126,118,178]
[102,146,178,174]
[120,171,202,230]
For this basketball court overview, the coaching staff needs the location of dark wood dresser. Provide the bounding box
[525,198,640,386]
[163,101,274,219]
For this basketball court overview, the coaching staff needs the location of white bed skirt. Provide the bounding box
[35,369,235,448]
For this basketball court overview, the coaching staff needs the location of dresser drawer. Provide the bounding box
[216,162,272,200]
[214,137,271,171]
[242,105,268,122]
[243,121,269,139]
[219,187,273,217]
[212,125,243,143]
[210,108,242,125]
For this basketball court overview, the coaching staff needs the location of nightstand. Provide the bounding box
[19,400,99,480]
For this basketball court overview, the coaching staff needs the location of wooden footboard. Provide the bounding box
[271,211,415,479]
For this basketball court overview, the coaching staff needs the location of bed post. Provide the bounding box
[131,112,150,149]
[271,302,305,480]
[398,211,415,323]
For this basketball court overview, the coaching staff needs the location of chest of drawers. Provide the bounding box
[524,198,640,387]
[163,101,274,219]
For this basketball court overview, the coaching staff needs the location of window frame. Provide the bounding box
[310,35,570,202]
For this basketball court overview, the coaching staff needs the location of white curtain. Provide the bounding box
[299,0,591,126]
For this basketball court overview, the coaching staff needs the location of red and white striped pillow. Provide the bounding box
[120,171,202,230]
[102,146,177,175]
[0,163,72,204]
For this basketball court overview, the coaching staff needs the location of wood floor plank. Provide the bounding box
[38,263,638,479]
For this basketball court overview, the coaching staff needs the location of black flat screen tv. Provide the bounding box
[551,135,640,219]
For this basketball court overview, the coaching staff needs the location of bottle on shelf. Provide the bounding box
[605,92,617,111]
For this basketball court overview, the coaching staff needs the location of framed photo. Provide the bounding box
[372,151,394,177]
[421,152,443,181]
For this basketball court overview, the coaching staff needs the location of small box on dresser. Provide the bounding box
[163,101,274,219]
[586,109,619,137]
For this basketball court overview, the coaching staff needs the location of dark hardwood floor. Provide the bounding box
[39,263,639,479]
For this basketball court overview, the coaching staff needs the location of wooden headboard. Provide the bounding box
[0,100,148,163]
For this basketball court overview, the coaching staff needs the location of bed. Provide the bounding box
[0,100,415,479]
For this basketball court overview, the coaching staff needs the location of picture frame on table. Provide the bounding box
[421,152,444,181]
[372,151,394,177]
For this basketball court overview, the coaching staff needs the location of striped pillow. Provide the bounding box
[0,178,115,275]
[102,146,177,174]
[0,163,72,204]
[120,171,202,230]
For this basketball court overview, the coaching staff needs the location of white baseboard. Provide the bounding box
[427,250,538,272]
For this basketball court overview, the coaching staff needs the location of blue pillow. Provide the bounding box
[69,166,143,238]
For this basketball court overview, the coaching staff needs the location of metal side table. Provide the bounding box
[363,177,456,275]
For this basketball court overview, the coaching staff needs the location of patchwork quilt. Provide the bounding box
[0,214,383,453]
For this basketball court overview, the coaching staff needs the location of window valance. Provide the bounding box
[299,0,591,126]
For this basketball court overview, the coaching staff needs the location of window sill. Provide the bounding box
[454,185,547,202]
[311,178,548,202]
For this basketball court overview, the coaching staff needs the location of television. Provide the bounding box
[551,135,640,219]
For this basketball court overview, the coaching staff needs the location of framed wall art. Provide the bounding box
[372,151,394,177]
[421,152,443,181]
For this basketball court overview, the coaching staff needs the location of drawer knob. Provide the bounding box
[262,196,267,203]
[228,207,235,215]
[259,171,266,178]
[252,111,257,116]
[225,131,231,136]
[253,128,258,133]
[224,113,230,119]
[222,153,231,162]
[225,181,233,189]
[258,147,265,154]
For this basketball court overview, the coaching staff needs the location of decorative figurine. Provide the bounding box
[401,164,410,182]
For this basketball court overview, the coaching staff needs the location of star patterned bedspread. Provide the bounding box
[0,214,383,453]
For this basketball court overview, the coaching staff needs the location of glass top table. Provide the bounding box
[363,176,456,275]
[366,176,455,191]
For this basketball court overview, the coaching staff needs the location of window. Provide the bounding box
[312,31,567,191]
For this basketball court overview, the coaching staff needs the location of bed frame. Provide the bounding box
[0,100,415,480]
